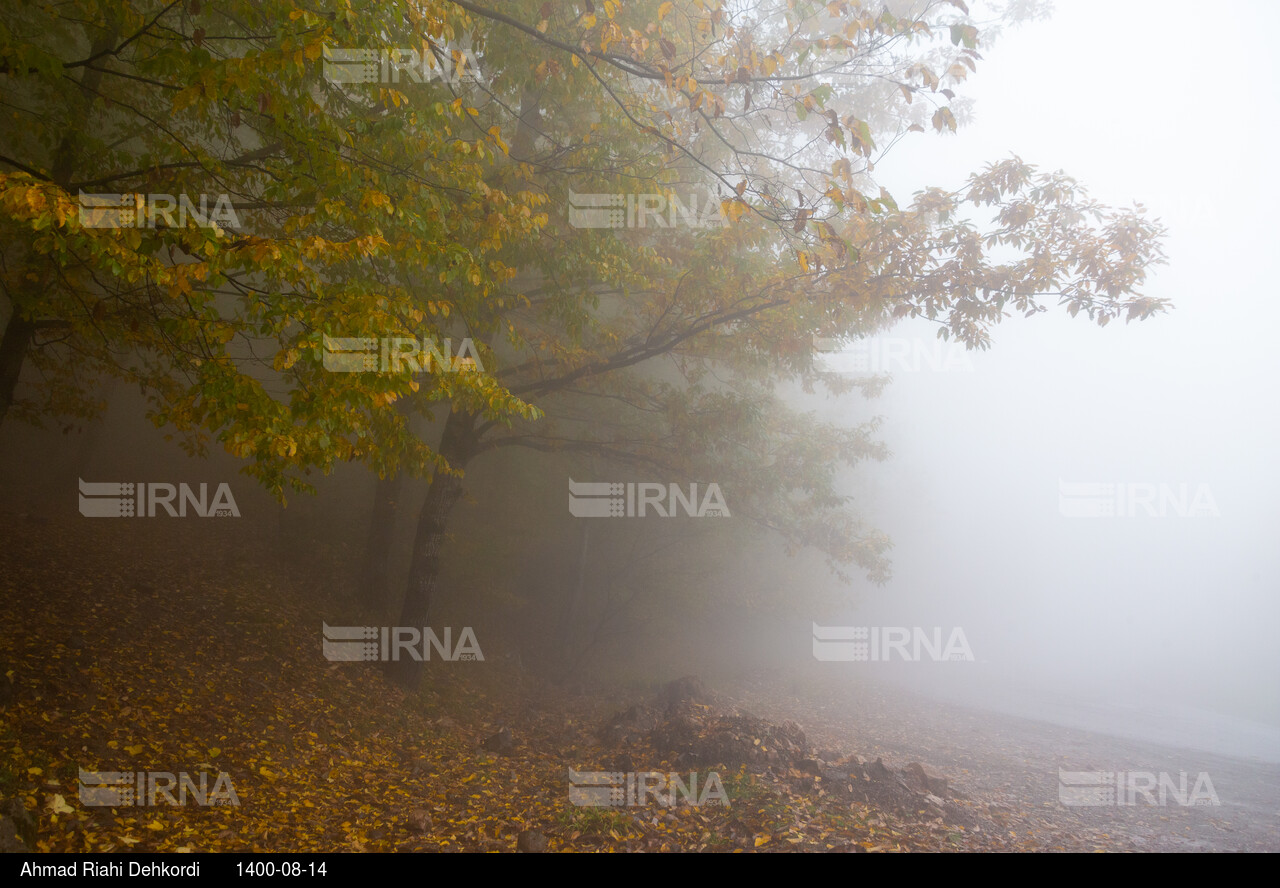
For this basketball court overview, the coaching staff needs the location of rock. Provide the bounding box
[516,829,548,853]
[0,668,14,707]
[657,676,708,711]
[600,704,659,745]
[864,757,893,781]
[650,714,808,769]
[0,817,27,853]
[481,727,515,755]
[606,753,635,773]
[0,799,34,849]
[791,774,817,792]
[903,762,948,797]
[648,714,698,761]
[407,808,433,834]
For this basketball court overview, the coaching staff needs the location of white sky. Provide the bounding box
[823,0,1280,750]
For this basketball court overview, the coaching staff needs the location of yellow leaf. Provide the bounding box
[146,820,165,831]
[49,795,73,815]
[125,744,145,755]
[754,834,771,847]
[658,1,674,19]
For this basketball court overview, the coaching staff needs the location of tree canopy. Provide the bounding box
[0,0,1167,594]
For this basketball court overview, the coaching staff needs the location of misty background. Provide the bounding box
[818,0,1280,759]
[3,0,1276,764]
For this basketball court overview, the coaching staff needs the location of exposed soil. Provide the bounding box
[729,674,1280,852]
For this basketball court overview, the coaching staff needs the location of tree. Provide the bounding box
[0,0,539,493]
[0,1,1167,688]
[368,0,1167,684]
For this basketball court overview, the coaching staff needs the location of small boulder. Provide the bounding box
[0,817,27,853]
[600,704,659,745]
[517,829,548,853]
[864,757,893,781]
[0,799,34,849]
[903,762,948,797]
[407,808,433,834]
[657,676,708,711]
[481,727,515,755]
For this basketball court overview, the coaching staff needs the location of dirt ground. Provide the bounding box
[730,674,1280,852]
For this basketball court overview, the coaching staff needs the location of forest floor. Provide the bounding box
[1,511,1277,852]
[734,676,1280,852]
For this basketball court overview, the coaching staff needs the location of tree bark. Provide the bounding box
[559,520,590,658]
[0,313,34,428]
[0,29,117,430]
[361,472,404,615]
[387,409,477,688]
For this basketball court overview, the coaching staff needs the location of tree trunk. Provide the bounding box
[73,376,118,478]
[559,521,590,658]
[361,472,404,615]
[0,313,34,428]
[387,409,477,688]
[0,30,117,430]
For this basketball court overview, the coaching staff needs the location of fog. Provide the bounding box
[819,0,1280,758]
[3,0,1278,856]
